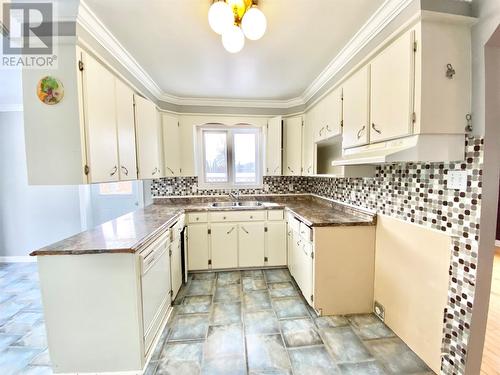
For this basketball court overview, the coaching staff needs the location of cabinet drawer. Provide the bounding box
[187,212,208,224]
[268,210,284,221]
[299,222,313,242]
[209,210,266,222]
[139,230,170,262]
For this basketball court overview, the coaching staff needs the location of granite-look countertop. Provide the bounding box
[30,194,375,256]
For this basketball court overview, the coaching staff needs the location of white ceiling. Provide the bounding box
[84,0,386,102]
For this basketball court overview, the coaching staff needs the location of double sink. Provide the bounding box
[210,201,263,208]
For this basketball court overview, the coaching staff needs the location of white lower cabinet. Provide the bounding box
[211,223,238,269]
[187,224,209,270]
[141,238,171,353]
[239,222,265,267]
[286,214,376,315]
[296,240,314,306]
[186,210,286,270]
[170,237,182,298]
[266,221,287,266]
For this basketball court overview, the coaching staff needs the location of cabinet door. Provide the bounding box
[187,224,209,270]
[238,222,265,267]
[134,95,161,179]
[82,52,119,183]
[162,113,181,176]
[302,111,314,176]
[342,66,370,149]
[298,241,314,306]
[370,30,414,143]
[266,116,282,176]
[115,79,137,181]
[323,87,342,139]
[266,221,287,266]
[211,223,238,269]
[287,228,294,276]
[170,237,183,299]
[283,116,302,176]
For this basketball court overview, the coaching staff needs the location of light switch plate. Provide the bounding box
[447,170,468,190]
[288,184,294,191]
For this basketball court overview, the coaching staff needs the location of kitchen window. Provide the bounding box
[197,125,263,189]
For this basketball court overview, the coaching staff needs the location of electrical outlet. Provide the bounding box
[447,170,468,190]
[191,185,198,193]
[263,184,270,192]
[166,186,173,195]
[288,184,294,191]
[374,301,385,321]
[350,191,356,201]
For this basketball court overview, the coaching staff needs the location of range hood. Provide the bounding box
[331,134,465,166]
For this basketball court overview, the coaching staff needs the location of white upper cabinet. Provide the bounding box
[162,113,181,177]
[22,45,140,185]
[302,111,315,176]
[283,116,303,176]
[318,87,343,141]
[342,65,371,149]
[134,95,162,180]
[81,52,120,183]
[339,15,472,156]
[266,116,282,176]
[115,79,138,181]
[370,30,414,143]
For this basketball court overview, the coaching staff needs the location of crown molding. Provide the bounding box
[76,0,413,110]
[76,0,163,98]
[159,92,304,109]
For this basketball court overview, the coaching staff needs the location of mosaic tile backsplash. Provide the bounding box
[151,137,483,375]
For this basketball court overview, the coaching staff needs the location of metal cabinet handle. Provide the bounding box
[371,123,382,134]
[110,165,118,176]
[296,240,302,246]
[307,166,312,173]
[273,166,280,173]
[121,166,129,176]
[167,167,175,175]
[326,125,332,132]
[356,126,366,140]
[226,227,235,234]
[287,166,294,173]
[152,167,159,175]
[241,226,249,234]
[319,127,325,136]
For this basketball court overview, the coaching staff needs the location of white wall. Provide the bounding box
[471,0,500,136]
[0,111,149,258]
[0,111,84,257]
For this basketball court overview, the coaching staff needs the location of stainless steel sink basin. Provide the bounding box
[210,201,263,208]
[210,202,238,208]
[237,201,263,207]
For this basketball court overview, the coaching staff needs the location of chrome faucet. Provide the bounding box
[229,190,240,201]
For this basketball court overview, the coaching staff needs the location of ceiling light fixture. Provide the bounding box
[208,0,267,53]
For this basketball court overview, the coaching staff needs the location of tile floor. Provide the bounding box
[0,263,434,375]
[0,262,51,375]
[146,268,435,375]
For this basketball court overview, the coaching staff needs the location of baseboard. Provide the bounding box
[0,256,36,263]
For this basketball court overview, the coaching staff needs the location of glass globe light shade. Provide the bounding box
[241,7,267,41]
[222,25,245,53]
[208,1,234,35]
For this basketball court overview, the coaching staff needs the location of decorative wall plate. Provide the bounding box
[37,76,64,105]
